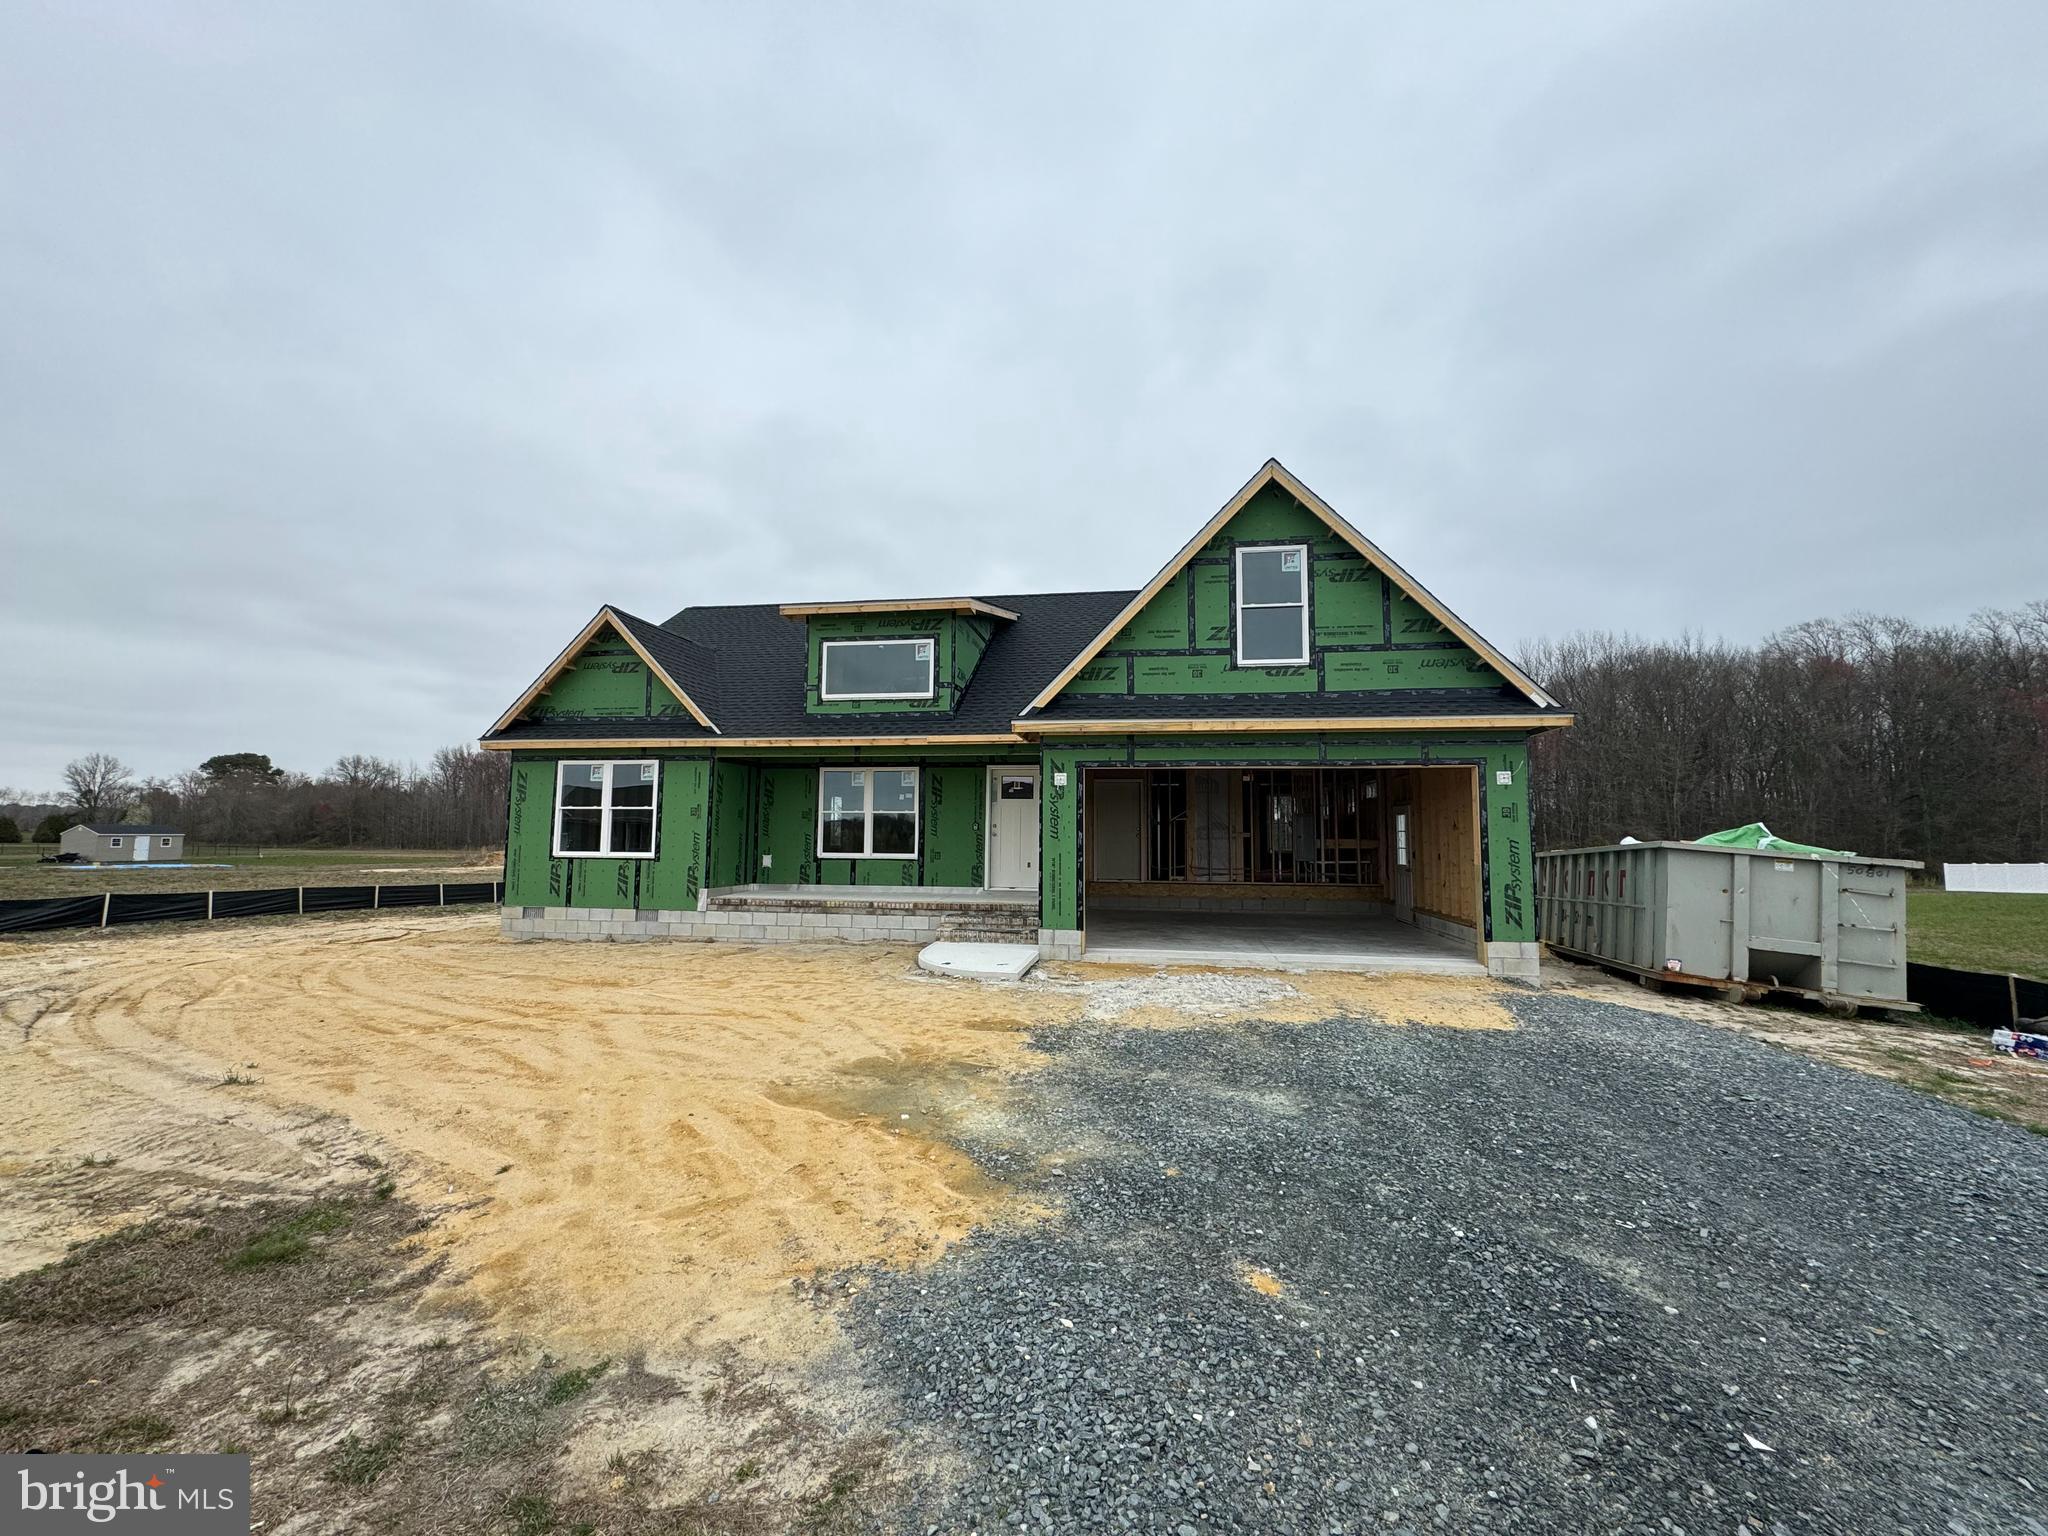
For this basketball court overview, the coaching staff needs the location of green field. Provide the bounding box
[0,846,501,901]
[1908,890,2048,980]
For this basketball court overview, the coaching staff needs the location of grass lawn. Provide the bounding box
[1908,890,2048,980]
[0,846,500,901]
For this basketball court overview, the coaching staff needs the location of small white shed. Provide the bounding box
[59,824,185,863]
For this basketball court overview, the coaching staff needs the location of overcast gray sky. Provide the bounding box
[4,2,2044,789]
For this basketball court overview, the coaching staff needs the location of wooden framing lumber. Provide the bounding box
[482,716,1570,749]
[778,597,1021,621]
[480,732,1029,751]
[1009,714,1574,736]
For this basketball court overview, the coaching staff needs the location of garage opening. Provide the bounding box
[1081,765,1485,972]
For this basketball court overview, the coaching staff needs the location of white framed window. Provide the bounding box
[552,759,659,858]
[160,836,172,847]
[1394,811,1410,868]
[820,638,936,701]
[108,836,122,847]
[1234,544,1310,665]
[817,767,920,859]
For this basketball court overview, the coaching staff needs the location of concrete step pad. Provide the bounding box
[917,941,1039,982]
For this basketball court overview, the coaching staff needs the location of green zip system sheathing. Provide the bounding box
[1053,482,1507,702]
[505,755,711,910]
[803,610,997,715]
[524,626,692,721]
[504,750,1017,904]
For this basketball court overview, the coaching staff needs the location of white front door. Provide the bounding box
[132,835,150,862]
[986,768,1039,890]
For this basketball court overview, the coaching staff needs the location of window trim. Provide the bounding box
[108,836,122,847]
[819,636,938,702]
[815,765,921,860]
[160,836,172,848]
[551,758,661,860]
[1233,543,1311,667]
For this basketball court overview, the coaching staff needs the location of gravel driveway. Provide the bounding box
[846,991,2048,1535]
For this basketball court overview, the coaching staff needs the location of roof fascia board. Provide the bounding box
[480,732,1028,751]
[1022,459,1558,713]
[1009,714,1575,736]
[1261,460,1559,710]
[487,607,720,736]
[777,598,1021,621]
[1023,462,1277,713]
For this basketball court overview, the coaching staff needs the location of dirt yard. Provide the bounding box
[0,911,1518,1531]
[0,912,1510,1360]
[5,914,2033,1531]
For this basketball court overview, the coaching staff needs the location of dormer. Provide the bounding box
[779,597,1019,715]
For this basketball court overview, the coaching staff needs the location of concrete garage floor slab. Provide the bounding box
[1082,906,1485,973]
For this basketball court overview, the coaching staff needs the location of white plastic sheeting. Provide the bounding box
[1944,863,2048,894]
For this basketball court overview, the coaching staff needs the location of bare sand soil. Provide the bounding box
[0,912,1513,1367]
[0,912,1522,1530]
[7,917,2026,1530]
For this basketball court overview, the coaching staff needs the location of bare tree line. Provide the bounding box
[1522,602,2048,864]
[2,748,509,850]
[9,601,2042,864]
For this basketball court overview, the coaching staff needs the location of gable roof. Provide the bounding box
[483,590,1135,747]
[77,823,180,835]
[1020,458,1560,714]
[486,606,721,737]
[482,460,1573,748]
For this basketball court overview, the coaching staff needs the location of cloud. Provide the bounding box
[2,1,2043,784]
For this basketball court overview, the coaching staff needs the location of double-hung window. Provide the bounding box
[1234,544,1309,665]
[553,760,659,858]
[820,638,935,701]
[817,767,919,858]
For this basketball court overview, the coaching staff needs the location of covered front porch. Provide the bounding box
[706,881,1038,943]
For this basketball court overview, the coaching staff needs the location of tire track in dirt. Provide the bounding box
[2,912,1519,1364]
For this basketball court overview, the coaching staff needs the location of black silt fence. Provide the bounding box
[303,885,376,912]
[107,892,211,926]
[0,882,503,936]
[1908,962,2048,1029]
[0,897,108,934]
[212,889,301,919]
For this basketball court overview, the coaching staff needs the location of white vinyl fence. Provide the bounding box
[1944,863,2048,894]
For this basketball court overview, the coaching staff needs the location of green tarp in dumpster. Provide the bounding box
[1689,822,1852,858]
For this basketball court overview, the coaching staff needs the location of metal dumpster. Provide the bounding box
[1536,841,1921,1007]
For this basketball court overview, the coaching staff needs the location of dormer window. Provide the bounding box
[820,637,936,701]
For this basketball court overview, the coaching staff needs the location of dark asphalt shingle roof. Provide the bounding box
[484,589,1568,742]
[645,589,1135,739]
[79,824,181,835]
[610,608,724,726]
